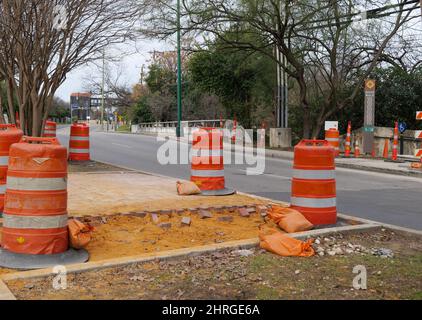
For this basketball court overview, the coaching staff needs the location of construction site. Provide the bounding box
[0,0,421,311]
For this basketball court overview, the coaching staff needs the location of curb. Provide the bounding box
[0,279,16,300]
[0,223,380,283]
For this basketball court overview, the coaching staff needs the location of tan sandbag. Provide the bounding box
[176,181,201,195]
[259,229,315,257]
[68,219,94,249]
[268,205,314,233]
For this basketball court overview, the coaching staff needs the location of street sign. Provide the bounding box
[398,122,407,134]
[363,79,376,154]
[363,126,375,133]
[71,104,79,110]
[325,121,339,131]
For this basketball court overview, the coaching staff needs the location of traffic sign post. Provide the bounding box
[399,122,407,155]
[363,79,376,154]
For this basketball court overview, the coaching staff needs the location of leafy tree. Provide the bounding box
[131,96,155,124]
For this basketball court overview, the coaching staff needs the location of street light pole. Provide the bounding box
[101,49,105,126]
[176,0,183,138]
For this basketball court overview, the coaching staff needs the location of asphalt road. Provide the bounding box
[58,127,422,230]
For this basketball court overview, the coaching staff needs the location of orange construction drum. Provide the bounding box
[69,123,90,161]
[43,121,57,138]
[191,128,235,196]
[325,128,340,157]
[290,140,337,225]
[2,137,69,255]
[0,125,24,215]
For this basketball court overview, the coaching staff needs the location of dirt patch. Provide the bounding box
[81,210,274,262]
[6,228,422,300]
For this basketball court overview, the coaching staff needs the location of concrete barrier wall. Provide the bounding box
[340,127,420,157]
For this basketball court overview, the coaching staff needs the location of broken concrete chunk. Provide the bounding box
[158,223,172,230]
[239,208,250,218]
[246,207,256,214]
[199,210,213,219]
[218,216,234,223]
[132,212,147,218]
[150,213,160,224]
[181,217,192,226]
[159,210,173,216]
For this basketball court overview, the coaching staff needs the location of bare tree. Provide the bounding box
[0,0,143,136]
[140,0,420,137]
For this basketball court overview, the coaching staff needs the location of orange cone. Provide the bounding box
[383,139,389,159]
[392,121,399,161]
[345,122,352,157]
[354,140,360,158]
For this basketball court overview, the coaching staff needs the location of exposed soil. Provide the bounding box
[6,228,422,300]
[80,210,274,262]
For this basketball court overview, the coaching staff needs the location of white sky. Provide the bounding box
[56,39,172,102]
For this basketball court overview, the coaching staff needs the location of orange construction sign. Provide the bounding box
[417,111,422,120]
[365,79,376,91]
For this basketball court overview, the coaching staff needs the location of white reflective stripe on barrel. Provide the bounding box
[7,177,67,191]
[326,138,339,142]
[291,197,337,208]
[2,214,68,229]
[0,185,6,194]
[70,136,90,141]
[415,131,422,139]
[69,148,90,154]
[191,170,225,178]
[44,130,56,134]
[293,169,335,180]
[0,156,9,166]
[191,149,222,157]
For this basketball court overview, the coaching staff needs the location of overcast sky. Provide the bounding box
[56,39,172,102]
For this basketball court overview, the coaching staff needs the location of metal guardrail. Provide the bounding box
[137,120,226,128]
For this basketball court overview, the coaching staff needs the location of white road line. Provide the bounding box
[111,143,132,149]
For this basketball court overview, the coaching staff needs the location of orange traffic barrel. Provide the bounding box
[69,123,90,161]
[290,140,337,225]
[325,128,340,157]
[0,137,88,270]
[191,128,235,196]
[0,125,23,215]
[43,121,57,138]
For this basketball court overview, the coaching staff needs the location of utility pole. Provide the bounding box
[176,0,183,138]
[276,1,288,129]
[101,49,105,126]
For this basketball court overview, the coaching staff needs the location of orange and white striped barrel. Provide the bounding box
[191,128,234,196]
[43,121,57,138]
[2,137,69,255]
[291,140,337,225]
[69,123,90,161]
[392,122,399,161]
[325,128,340,157]
[0,125,23,215]
[345,122,352,157]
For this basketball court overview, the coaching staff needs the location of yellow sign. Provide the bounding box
[365,79,376,91]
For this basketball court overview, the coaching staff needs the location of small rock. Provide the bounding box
[318,251,325,257]
[158,223,172,230]
[209,286,216,292]
[218,216,234,223]
[295,270,301,275]
[315,239,321,245]
[327,250,336,256]
[232,249,254,257]
[24,284,35,290]
[181,217,192,227]
[199,210,213,219]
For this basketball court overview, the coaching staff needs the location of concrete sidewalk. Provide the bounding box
[266,148,422,177]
